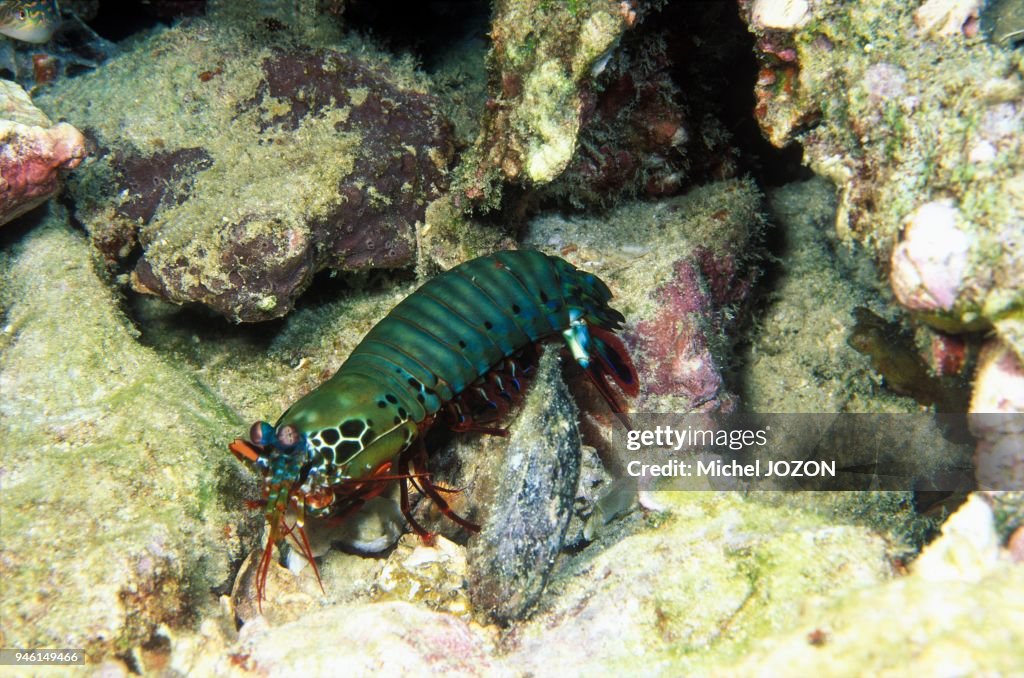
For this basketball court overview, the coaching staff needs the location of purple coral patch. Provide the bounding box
[116,147,213,224]
[73,41,453,322]
[245,50,451,273]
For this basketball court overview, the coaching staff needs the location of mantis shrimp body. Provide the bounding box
[230,249,638,604]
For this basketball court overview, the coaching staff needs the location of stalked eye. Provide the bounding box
[250,421,274,446]
[229,438,261,463]
[18,10,27,21]
[277,424,301,448]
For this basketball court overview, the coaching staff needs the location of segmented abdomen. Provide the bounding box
[336,250,625,424]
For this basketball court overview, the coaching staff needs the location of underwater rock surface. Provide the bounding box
[164,489,1022,674]
[745,178,892,413]
[0,211,254,659]
[229,601,496,675]
[526,177,765,414]
[456,0,635,205]
[2,0,1021,672]
[742,0,1024,363]
[211,491,1022,675]
[39,20,453,321]
[0,80,86,227]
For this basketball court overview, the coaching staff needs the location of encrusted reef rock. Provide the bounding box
[161,489,1024,674]
[38,20,453,322]
[537,2,746,207]
[744,178,900,413]
[135,481,1023,673]
[0,210,255,660]
[742,0,1024,491]
[0,80,86,227]
[970,338,1024,490]
[706,491,1024,676]
[740,0,1024,363]
[526,177,765,414]
[456,0,637,206]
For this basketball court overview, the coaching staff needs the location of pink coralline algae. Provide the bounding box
[0,81,86,227]
[634,258,735,413]
[890,200,972,313]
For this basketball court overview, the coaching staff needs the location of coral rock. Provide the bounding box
[890,200,972,313]
[914,0,982,37]
[745,1,1024,357]
[0,80,86,227]
[456,0,631,204]
[41,22,453,321]
[912,493,1000,582]
[0,213,253,658]
[751,0,811,30]
[970,339,1024,490]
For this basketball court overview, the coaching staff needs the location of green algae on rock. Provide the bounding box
[455,0,635,206]
[713,492,1024,676]
[161,487,1024,675]
[742,0,1024,361]
[497,491,1023,675]
[0,210,254,659]
[498,492,895,674]
[744,178,899,413]
[38,19,453,322]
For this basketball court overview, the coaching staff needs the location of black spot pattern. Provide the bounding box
[341,419,365,437]
[337,440,361,459]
